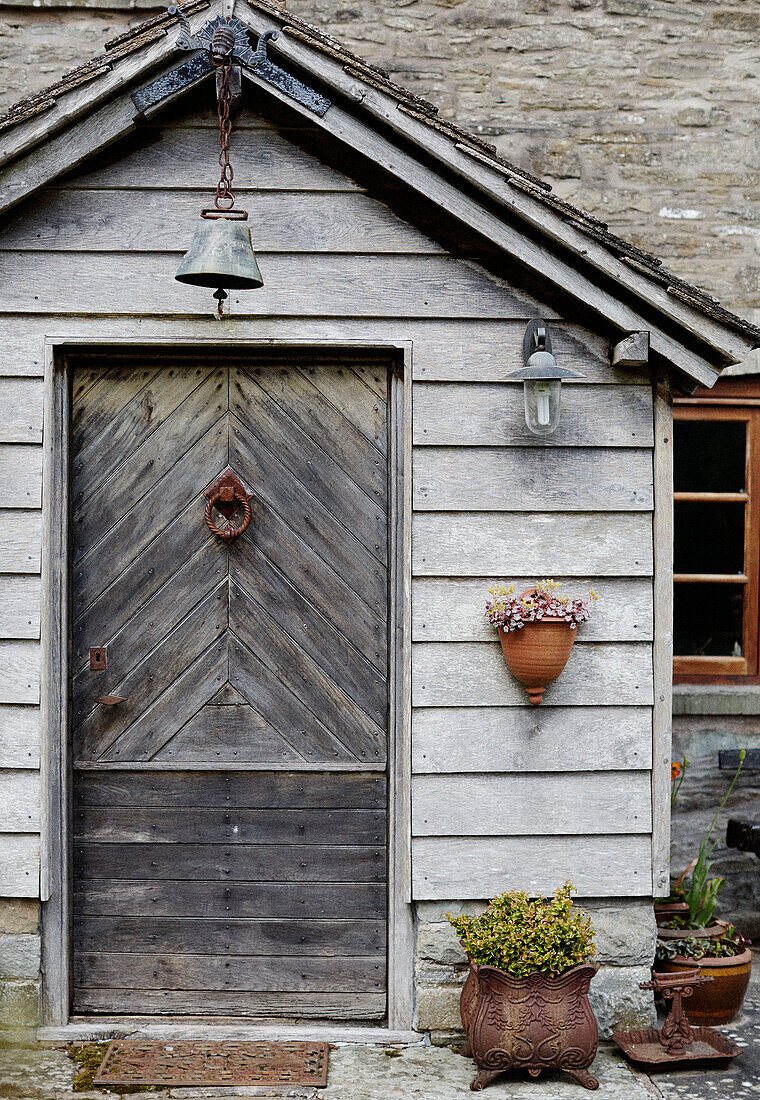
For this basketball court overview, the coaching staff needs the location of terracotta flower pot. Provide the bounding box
[659,948,753,1025]
[654,900,689,927]
[657,919,728,941]
[459,956,600,1091]
[498,619,576,705]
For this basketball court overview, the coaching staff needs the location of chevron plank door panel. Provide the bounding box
[70,354,390,1019]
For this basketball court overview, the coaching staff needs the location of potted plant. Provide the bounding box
[485,580,597,705]
[448,882,599,1091]
[655,926,753,1026]
[659,752,746,940]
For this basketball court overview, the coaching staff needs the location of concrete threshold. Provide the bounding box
[37,1019,425,1046]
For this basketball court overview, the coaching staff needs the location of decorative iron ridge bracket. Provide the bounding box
[131,8,331,118]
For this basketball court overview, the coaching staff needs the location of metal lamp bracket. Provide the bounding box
[523,318,552,365]
[141,7,332,117]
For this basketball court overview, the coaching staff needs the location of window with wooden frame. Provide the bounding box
[673,378,760,682]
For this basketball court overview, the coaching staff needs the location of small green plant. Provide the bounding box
[669,750,745,929]
[655,925,749,965]
[448,882,595,978]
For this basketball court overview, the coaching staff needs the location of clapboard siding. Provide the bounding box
[413,642,653,707]
[412,773,652,835]
[0,445,43,507]
[413,578,653,643]
[0,770,41,830]
[413,447,653,511]
[413,513,653,576]
[0,511,42,572]
[413,707,652,773]
[0,576,41,639]
[413,383,654,446]
[0,833,38,896]
[0,380,44,441]
[412,835,653,898]
[0,641,41,705]
[0,188,447,254]
[0,706,40,768]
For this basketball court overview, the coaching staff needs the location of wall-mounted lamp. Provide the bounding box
[507,320,584,436]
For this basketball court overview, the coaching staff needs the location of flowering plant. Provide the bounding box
[486,579,597,634]
[448,882,595,978]
[656,925,750,963]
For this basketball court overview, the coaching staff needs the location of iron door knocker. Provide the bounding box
[204,469,253,541]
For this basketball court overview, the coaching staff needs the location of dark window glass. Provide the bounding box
[674,502,745,575]
[673,420,746,493]
[674,584,744,657]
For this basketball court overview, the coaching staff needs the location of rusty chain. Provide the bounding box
[212,24,236,211]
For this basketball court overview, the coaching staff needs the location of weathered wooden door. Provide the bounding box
[70,352,390,1019]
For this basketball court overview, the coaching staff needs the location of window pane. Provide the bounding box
[674,502,745,574]
[674,584,744,657]
[673,420,746,493]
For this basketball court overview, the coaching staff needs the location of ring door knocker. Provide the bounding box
[204,469,253,541]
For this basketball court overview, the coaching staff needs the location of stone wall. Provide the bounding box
[0,899,41,1039]
[414,900,656,1040]
[2,0,760,332]
[672,692,760,941]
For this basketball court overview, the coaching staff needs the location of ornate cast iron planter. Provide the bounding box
[459,956,600,1091]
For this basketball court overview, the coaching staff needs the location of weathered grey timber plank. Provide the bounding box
[412,577,653,643]
[0,833,39,896]
[230,548,386,706]
[413,513,653,577]
[0,253,550,318]
[0,576,41,639]
[0,769,40,830]
[412,641,653,707]
[99,635,229,763]
[0,188,445,254]
[0,380,43,442]
[74,917,385,957]
[248,363,388,495]
[74,843,386,884]
[0,705,40,767]
[74,806,386,846]
[0,641,40,704]
[412,835,653,898]
[412,706,652,773]
[231,367,388,553]
[229,630,376,764]
[72,989,386,1018]
[230,416,386,611]
[299,362,388,446]
[74,880,386,919]
[153,699,304,767]
[74,770,386,809]
[71,364,163,458]
[413,447,654,511]
[75,586,228,761]
[67,125,365,192]
[412,772,652,836]
[0,510,41,573]
[230,581,386,761]
[413,383,654,446]
[612,331,650,368]
[72,365,221,517]
[652,376,674,896]
[71,542,225,679]
[0,445,42,507]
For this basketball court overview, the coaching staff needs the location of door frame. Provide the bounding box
[40,336,414,1029]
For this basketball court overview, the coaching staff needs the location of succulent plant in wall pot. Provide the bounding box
[486,579,597,705]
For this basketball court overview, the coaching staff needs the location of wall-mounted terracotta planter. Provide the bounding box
[459,956,600,1090]
[659,949,753,1026]
[498,618,576,705]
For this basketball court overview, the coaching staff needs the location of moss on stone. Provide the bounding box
[67,1044,161,1094]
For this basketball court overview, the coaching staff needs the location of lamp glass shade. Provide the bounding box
[523,378,562,436]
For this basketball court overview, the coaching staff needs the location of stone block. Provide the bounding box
[588,965,655,1040]
[417,920,467,968]
[414,984,463,1032]
[0,899,38,936]
[581,902,657,966]
[0,979,41,1028]
[0,934,41,979]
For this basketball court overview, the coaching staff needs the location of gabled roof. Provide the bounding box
[0,0,756,388]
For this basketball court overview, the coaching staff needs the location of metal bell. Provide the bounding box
[175,215,263,290]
